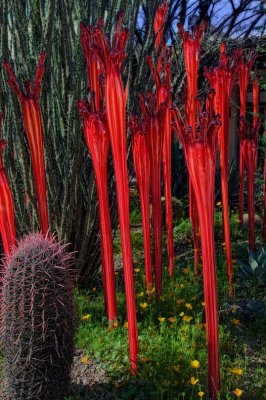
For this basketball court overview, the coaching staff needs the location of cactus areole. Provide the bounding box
[90,13,139,372]
[0,233,75,400]
[172,93,221,399]
[3,53,49,235]
[0,113,16,255]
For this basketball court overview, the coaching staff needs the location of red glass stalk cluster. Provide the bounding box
[204,43,236,296]
[76,100,117,322]
[147,45,174,276]
[3,53,49,235]
[172,92,221,399]
[238,117,260,251]
[129,117,152,289]
[178,22,206,275]
[235,49,257,227]
[83,13,138,372]
[0,114,16,255]
[138,93,168,296]
[154,0,168,51]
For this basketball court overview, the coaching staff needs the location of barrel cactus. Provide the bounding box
[0,233,75,400]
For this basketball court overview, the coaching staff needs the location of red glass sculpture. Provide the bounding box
[239,117,260,251]
[178,22,206,275]
[0,114,16,255]
[129,116,152,289]
[80,23,103,112]
[205,43,236,296]
[138,93,168,296]
[77,99,117,323]
[91,13,138,372]
[252,78,260,169]
[147,46,174,276]
[172,93,221,399]
[154,0,168,51]
[235,49,257,227]
[3,53,49,235]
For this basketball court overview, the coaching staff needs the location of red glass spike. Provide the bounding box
[129,116,152,289]
[139,92,167,296]
[90,14,138,373]
[234,48,257,227]
[3,53,49,235]
[178,22,206,275]
[172,95,221,399]
[204,43,237,297]
[154,1,169,51]
[0,113,16,255]
[77,100,117,322]
[147,47,174,276]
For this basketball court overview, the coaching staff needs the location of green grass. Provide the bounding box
[74,209,266,399]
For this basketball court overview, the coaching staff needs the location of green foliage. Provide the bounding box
[238,247,266,284]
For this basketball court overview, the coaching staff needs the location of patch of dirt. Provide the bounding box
[0,350,112,400]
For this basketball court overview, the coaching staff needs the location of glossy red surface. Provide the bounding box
[235,49,257,226]
[205,43,237,296]
[147,46,174,276]
[172,96,221,399]
[77,100,117,322]
[178,22,206,275]
[91,13,138,372]
[4,53,49,235]
[0,114,16,255]
[129,117,152,289]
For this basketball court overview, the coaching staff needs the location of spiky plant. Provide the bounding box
[0,233,75,400]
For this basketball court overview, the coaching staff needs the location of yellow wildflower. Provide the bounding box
[190,360,200,369]
[113,321,118,328]
[168,317,176,323]
[221,242,226,246]
[81,314,91,321]
[179,312,185,317]
[115,271,119,275]
[183,315,193,322]
[92,287,96,292]
[236,219,241,223]
[185,303,193,310]
[147,285,155,295]
[198,391,204,397]
[231,368,243,375]
[134,268,140,273]
[81,356,88,364]
[231,318,241,325]
[158,317,166,322]
[216,201,222,206]
[189,376,199,385]
[140,302,148,309]
[201,301,205,306]
[233,388,243,397]
[137,291,144,297]
[123,321,128,329]
[176,299,186,305]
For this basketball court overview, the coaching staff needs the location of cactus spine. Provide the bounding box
[0,233,75,400]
